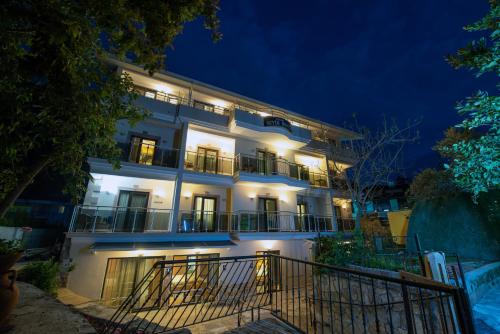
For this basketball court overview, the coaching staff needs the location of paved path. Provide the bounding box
[474,284,500,334]
[8,282,96,334]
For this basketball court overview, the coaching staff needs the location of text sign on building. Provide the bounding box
[263,117,292,132]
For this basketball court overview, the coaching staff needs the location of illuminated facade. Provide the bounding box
[64,59,358,302]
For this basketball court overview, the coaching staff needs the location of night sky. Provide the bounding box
[166,0,496,176]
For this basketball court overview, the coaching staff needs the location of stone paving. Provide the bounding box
[7,282,96,334]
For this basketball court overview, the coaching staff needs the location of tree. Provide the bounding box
[438,0,499,200]
[406,168,459,206]
[0,0,221,217]
[329,117,420,229]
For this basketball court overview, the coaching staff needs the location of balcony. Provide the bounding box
[69,206,172,233]
[234,154,329,188]
[183,151,233,176]
[118,141,179,168]
[177,210,335,233]
[330,145,357,163]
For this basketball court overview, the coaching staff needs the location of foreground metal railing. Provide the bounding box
[69,206,172,232]
[177,210,337,233]
[102,254,475,334]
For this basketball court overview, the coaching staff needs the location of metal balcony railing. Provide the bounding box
[117,142,179,168]
[234,154,329,188]
[177,210,335,233]
[183,151,234,176]
[134,85,231,116]
[103,254,475,334]
[69,206,172,233]
[330,145,358,161]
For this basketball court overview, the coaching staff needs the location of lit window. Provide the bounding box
[145,91,155,99]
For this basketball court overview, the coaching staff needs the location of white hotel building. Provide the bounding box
[64,59,358,304]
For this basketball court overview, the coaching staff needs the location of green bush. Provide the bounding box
[0,239,24,255]
[19,260,60,296]
[316,231,419,273]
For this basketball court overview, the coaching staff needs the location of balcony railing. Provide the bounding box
[69,206,172,233]
[330,145,357,161]
[183,151,233,176]
[177,210,336,233]
[134,85,231,116]
[337,218,356,232]
[118,142,179,168]
[234,154,329,187]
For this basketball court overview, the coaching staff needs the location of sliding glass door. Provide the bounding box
[258,197,278,231]
[115,190,149,232]
[101,256,164,308]
[193,196,217,232]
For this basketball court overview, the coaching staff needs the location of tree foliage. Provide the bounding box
[406,168,459,206]
[0,0,221,216]
[439,0,500,199]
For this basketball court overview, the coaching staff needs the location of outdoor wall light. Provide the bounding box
[249,194,255,200]
[183,192,192,199]
[341,203,347,209]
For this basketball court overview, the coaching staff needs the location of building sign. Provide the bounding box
[263,117,292,132]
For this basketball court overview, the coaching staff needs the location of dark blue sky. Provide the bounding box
[165,0,496,176]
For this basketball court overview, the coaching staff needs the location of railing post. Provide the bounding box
[68,205,78,232]
[132,209,137,232]
[401,284,415,334]
[92,207,98,233]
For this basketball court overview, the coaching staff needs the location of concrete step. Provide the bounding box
[223,318,300,334]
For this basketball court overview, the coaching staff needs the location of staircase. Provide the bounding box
[222,318,300,334]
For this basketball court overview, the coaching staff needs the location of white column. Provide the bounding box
[170,122,189,233]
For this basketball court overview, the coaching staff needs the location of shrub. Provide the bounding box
[19,259,60,296]
[316,232,419,273]
[0,238,24,255]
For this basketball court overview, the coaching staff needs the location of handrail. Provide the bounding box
[184,151,234,175]
[117,141,179,168]
[70,205,173,233]
[234,153,329,187]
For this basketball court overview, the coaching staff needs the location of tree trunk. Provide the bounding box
[0,156,52,218]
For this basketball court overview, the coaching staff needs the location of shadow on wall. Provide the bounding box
[407,191,500,261]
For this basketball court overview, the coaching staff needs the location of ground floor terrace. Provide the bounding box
[60,252,471,334]
[71,173,355,234]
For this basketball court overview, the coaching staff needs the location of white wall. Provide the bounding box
[67,238,312,300]
[185,128,235,158]
[115,119,178,150]
[84,174,175,210]
[178,183,230,212]
[232,184,297,213]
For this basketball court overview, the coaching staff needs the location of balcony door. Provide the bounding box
[170,254,220,306]
[196,147,218,174]
[258,197,278,231]
[297,202,309,231]
[256,250,280,293]
[102,256,164,308]
[129,136,156,165]
[193,196,217,232]
[115,190,149,232]
[257,150,276,175]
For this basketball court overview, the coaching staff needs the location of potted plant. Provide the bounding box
[0,239,24,274]
[0,239,23,329]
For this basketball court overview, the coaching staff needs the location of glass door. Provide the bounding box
[256,250,280,293]
[256,150,277,175]
[170,254,219,306]
[115,191,149,232]
[297,202,308,231]
[196,147,218,173]
[258,198,278,231]
[193,196,217,232]
[101,256,164,308]
[129,136,156,165]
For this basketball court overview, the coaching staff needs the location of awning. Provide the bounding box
[90,240,237,252]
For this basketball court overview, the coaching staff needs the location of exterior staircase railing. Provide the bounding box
[102,254,476,334]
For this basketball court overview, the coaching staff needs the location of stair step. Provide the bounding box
[223,318,300,334]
